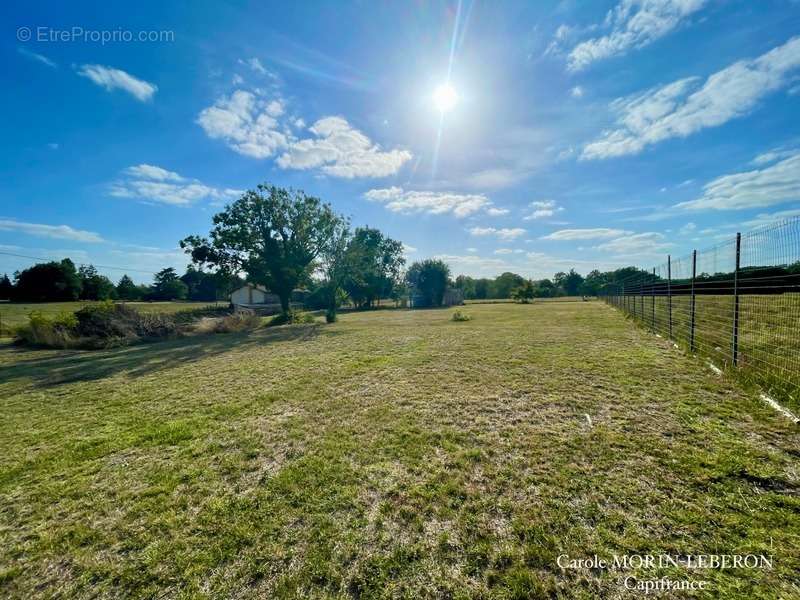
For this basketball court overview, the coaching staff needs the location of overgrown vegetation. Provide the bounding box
[1,303,797,598]
[268,309,316,326]
[450,309,471,321]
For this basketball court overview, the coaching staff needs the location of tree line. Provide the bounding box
[453,267,647,300]
[0,260,241,303]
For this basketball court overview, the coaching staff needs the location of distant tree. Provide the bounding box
[14,259,82,302]
[116,275,140,301]
[317,218,352,321]
[454,275,476,299]
[181,184,344,315]
[511,280,536,303]
[343,227,405,308]
[494,272,525,298]
[150,267,188,301]
[406,259,450,307]
[562,269,585,296]
[0,274,13,300]
[581,269,604,296]
[78,264,117,300]
[534,278,555,298]
[474,278,492,300]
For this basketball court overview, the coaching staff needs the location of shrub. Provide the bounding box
[15,310,79,348]
[268,310,316,326]
[325,308,337,323]
[195,313,262,334]
[451,310,471,322]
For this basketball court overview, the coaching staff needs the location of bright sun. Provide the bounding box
[433,83,458,112]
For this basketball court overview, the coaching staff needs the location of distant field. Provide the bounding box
[464,296,593,304]
[1,302,797,598]
[0,301,228,336]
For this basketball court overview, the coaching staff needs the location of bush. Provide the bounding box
[15,302,184,349]
[451,310,471,322]
[268,310,316,326]
[195,313,262,334]
[14,310,79,348]
[325,308,337,323]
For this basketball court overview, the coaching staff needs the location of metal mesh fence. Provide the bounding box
[602,217,800,413]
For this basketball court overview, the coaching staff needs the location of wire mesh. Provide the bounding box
[601,217,800,413]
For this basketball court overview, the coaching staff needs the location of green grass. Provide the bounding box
[614,294,800,413]
[0,303,798,598]
[0,301,228,336]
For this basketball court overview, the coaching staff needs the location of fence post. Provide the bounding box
[651,267,656,331]
[732,232,741,367]
[667,255,672,340]
[690,249,697,353]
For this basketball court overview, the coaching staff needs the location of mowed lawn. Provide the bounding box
[0,303,798,598]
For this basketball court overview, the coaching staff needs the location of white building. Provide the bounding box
[230,284,281,309]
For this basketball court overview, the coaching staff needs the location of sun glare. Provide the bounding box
[433,83,458,113]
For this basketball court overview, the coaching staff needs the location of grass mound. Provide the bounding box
[451,309,472,322]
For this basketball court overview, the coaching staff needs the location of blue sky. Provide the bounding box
[2,0,800,283]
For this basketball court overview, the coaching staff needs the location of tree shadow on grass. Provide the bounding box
[0,324,334,389]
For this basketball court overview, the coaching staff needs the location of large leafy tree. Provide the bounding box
[116,275,141,300]
[494,272,525,299]
[181,184,344,314]
[78,264,117,300]
[14,259,82,302]
[0,274,13,300]
[151,268,188,301]
[511,279,536,303]
[406,259,450,307]
[316,218,352,321]
[343,227,405,308]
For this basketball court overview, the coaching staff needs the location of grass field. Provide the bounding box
[0,301,228,336]
[1,303,798,598]
[613,294,800,413]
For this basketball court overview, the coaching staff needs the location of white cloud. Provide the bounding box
[486,207,510,216]
[679,222,696,235]
[402,244,418,254]
[77,64,157,102]
[582,37,800,159]
[434,254,512,275]
[365,187,490,217]
[740,208,800,229]
[567,0,708,72]
[278,117,412,178]
[199,90,411,177]
[18,47,57,68]
[197,90,288,159]
[542,228,628,240]
[571,86,584,98]
[466,247,478,253]
[494,248,514,254]
[524,199,564,220]
[0,219,104,243]
[232,74,244,85]
[675,152,800,211]
[124,164,184,182]
[464,167,524,189]
[596,232,671,255]
[243,57,267,74]
[750,147,797,166]
[110,165,242,207]
[469,227,527,240]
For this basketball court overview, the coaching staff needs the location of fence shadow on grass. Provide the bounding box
[0,324,329,388]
